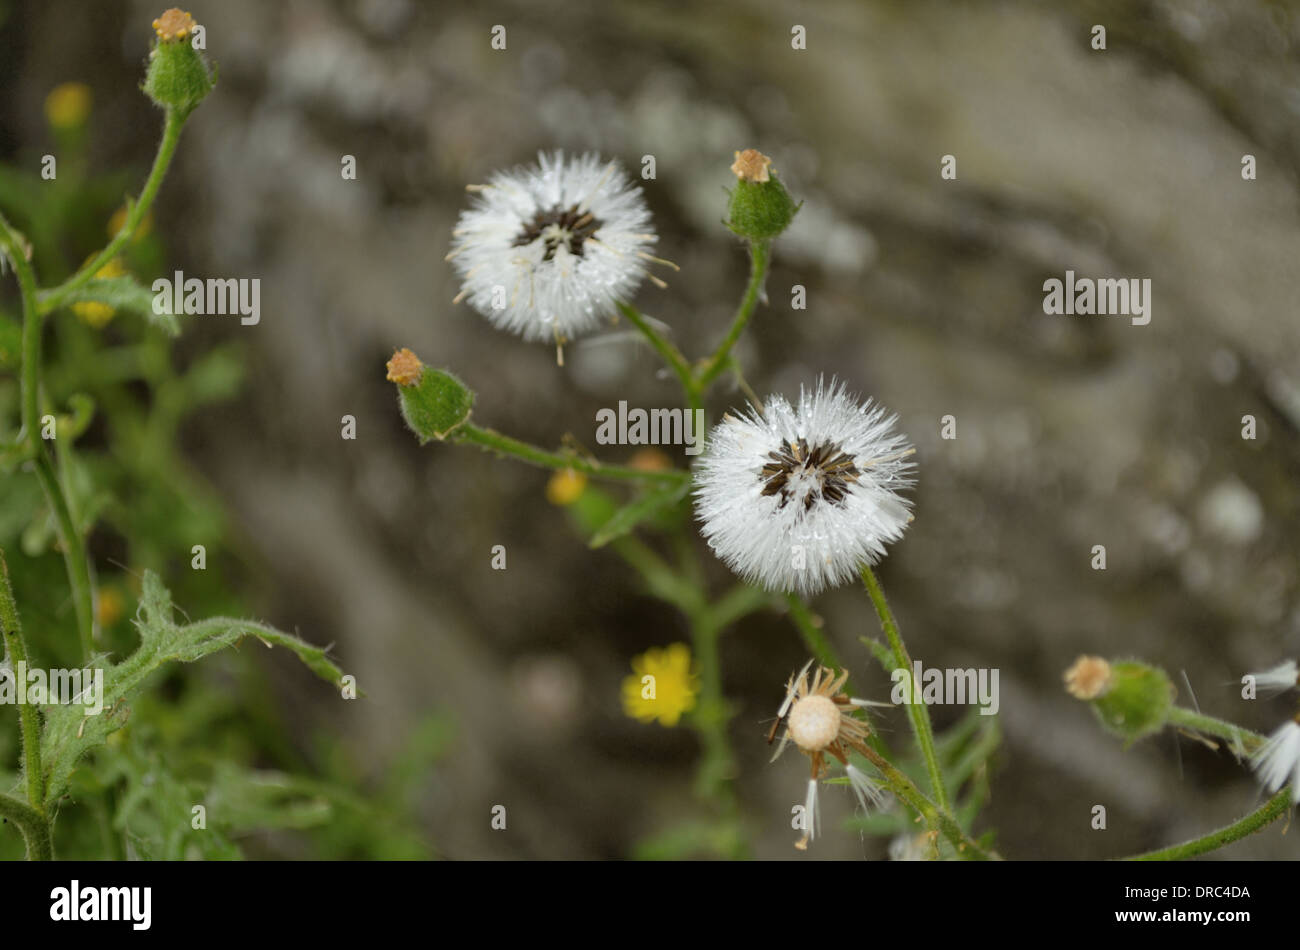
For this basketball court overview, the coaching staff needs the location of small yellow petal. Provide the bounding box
[546,469,587,506]
[45,82,92,130]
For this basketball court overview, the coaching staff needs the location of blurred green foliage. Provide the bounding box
[0,83,444,859]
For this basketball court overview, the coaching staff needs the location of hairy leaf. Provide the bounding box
[41,570,346,811]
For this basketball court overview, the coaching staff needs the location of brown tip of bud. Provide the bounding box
[386,347,424,386]
[730,148,772,183]
[628,447,672,472]
[1064,655,1113,700]
[153,9,196,42]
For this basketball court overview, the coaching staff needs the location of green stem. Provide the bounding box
[38,108,186,316]
[705,583,770,632]
[855,744,996,860]
[0,211,41,440]
[0,549,52,860]
[0,793,51,860]
[455,423,690,486]
[1167,706,1263,755]
[31,456,95,661]
[610,535,698,611]
[0,213,96,661]
[696,240,770,390]
[615,301,699,414]
[783,593,844,673]
[860,563,952,814]
[1125,787,1291,861]
[686,608,740,836]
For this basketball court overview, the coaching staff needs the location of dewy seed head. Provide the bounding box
[787,694,841,752]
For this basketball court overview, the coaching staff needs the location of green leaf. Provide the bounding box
[48,275,180,336]
[40,570,348,811]
[588,479,689,549]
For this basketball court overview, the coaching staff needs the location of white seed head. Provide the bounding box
[1248,659,1299,697]
[449,151,656,342]
[1252,719,1300,804]
[803,777,821,843]
[845,763,886,815]
[693,378,915,595]
[889,832,931,861]
[787,694,841,752]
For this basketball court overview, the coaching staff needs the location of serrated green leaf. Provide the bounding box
[588,479,688,549]
[41,570,348,811]
[49,275,180,336]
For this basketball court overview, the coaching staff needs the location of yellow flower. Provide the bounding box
[45,82,92,130]
[546,468,587,506]
[71,258,127,328]
[621,643,699,727]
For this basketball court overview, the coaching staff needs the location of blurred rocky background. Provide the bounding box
[3,0,1299,858]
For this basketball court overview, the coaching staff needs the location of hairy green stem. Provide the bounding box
[615,301,700,414]
[38,108,186,315]
[686,606,744,851]
[860,563,952,814]
[0,213,96,661]
[696,240,770,389]
[1167,706,1263,755]
[0,549,52,860]
[0,211,41,439]
[855,743,996,860]
[0,792,51,860]
[455,423,689,486]
[1126,787,1291,861]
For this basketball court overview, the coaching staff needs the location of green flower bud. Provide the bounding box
[1065,655,1173,746]
[387,348,474,442]
[143,10,214,117]
[725,149,800,242]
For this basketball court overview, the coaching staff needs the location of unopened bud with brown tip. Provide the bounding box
[386,348,474,443]
[725,147,799,242]
[143,8,214,117]
[1068,656,1174,746]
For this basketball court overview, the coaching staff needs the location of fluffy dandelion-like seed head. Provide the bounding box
[1252,717,1300,805]
[1064,655,1113,700]
[1248,659,1298,697]
[694,378,914,595]
[448,151,659,344]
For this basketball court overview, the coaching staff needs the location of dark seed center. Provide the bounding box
[511,204,603,262]
[759,437,861,512]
